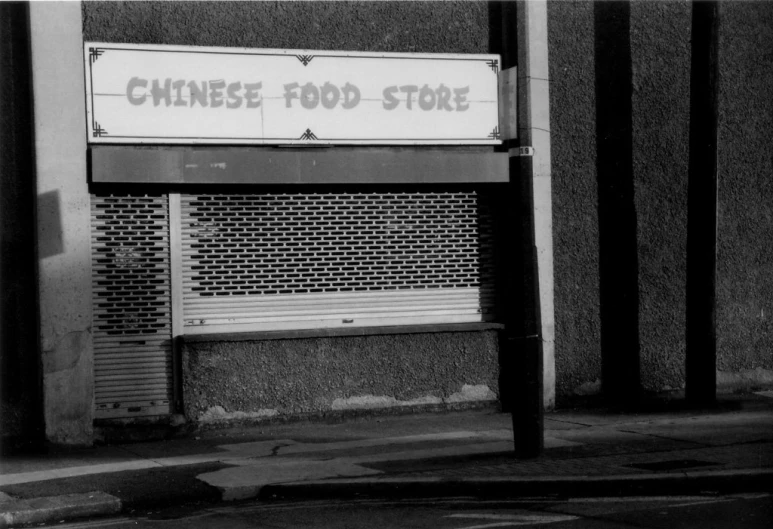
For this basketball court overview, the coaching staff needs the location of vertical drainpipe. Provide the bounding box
[501,0,554,457]
[28,1,94,445]
[516,0,555,413]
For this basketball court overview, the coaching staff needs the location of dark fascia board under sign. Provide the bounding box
[90,147,509,184]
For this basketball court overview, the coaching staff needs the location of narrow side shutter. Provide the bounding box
[180,191,498,334]
[91,194,173,417]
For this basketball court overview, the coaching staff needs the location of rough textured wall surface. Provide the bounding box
[31,1,94,446]
[82,0,489,53]
[0,2,42,444]
[630,0,691,392]
[80,0,773,409]
[548,0,603,401]
[182,332,500,422]
[716,1,773,389]
[549,0,773,399]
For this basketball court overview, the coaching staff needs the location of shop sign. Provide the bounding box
[84,43,501,145]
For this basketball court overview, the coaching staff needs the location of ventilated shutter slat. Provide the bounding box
[95,356,171,365]
[180,191,498,333]
[91,194,173,418]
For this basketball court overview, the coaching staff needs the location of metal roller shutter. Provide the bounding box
[180,191,499,334]
[91,194,173,418]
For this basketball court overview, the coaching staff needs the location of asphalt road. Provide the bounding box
[53,492,773,529]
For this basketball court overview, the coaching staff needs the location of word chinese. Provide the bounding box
[126,78,263,108]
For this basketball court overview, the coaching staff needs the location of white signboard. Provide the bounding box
[84,43,501,145]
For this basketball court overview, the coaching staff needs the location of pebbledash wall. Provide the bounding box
[548,0,773,401]
[2,0,773,445]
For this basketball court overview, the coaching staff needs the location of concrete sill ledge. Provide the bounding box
[182,322,505,343]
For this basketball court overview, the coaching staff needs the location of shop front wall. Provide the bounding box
[19,0,765,441]
[82,1,504,422]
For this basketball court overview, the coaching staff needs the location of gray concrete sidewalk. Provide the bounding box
[1,392,772,527]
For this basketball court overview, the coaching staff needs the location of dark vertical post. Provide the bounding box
[685,0,719,406]
[594,0,641,410]
[499,0,544,458]
[0,0,44,446]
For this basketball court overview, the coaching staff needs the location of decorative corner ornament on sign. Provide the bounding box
[299,129,318,141]
[93,121,108,138]
[89,47,105,64]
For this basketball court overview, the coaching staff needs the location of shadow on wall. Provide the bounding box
[37,191,64,259]
[594,0,642,408]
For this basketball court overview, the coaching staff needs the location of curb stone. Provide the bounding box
[259,468,773,501]
[0,491,121,528]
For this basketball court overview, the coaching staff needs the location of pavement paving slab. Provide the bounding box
[0,491,120,528]
[199,459,382,501]
[1,394,772,527]
[619,412,773,446]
